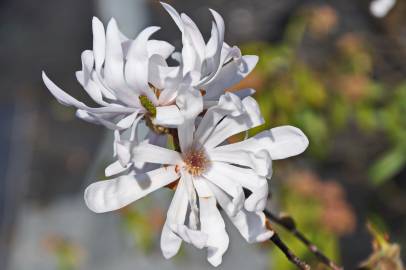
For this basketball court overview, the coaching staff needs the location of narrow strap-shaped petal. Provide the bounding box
[202,162,245,212]
[125,26,161,105]
[92,17,106,72]
[180,13,205,76]
[43,72,133,115]
[161,2,184,32]
[132,142,183,165]
[181,171,199,230]
[158,87,178,105]
[161,177,208,258]
[84,166,179,213]
[216,126,309,160]
[212,162,269,212]
[198,9,225,86]
[147,40,175,59]
[90,70,117,101]
[148,54,169,90]
[105,160,131,177]
[169,224,208,249]
[204,55,259,100]
[199,195,229,267]
[116,111,140,129]
[161,177,188,258]
[104,19,137,105]
[203,96,264,149]
[208,148,272,177]
[154,105,184,126]
[176,88,203,152]
[206,181,273,243]
[195,92,245,146]
[195,46,240,88]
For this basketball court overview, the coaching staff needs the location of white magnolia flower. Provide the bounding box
[42,3,258,133]
[161,3,259,109]
[42,16,186,135]
[84,93,309,266]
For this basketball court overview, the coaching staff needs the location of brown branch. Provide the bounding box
[264,210,343,270]
[269,232,311,270]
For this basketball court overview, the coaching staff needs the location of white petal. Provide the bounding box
[92,17,106,72]
[199,196,229,267]
[42,71,88,108]
[132,142,182,165]
[84,166,179,213]
[202,21,220,78]
[204,55,259,100]
[217,126,309,160]
[125,26,161,104]
[176,87,203,119]
[181,172,199,230]
[90,70,117,100]
[195,92,245,146]
[154,105,184,126]
[199,9,225,85]
[147,39,175,59]
[116,141,132,167]
[202,162,245,212]
[196,46,241,88]
[181,14,205,61]
[205,181,238,216]
[116,111,140,129]
[230,211,273,243]
[104,19,135,102]
[176,88,203,151]
[208,148,272,177]
[165,177,187,223]
[180,14,205,75]
[161,177,207,258]
[207,181,273,242]
[262,126,309,159]
[105,160,130,177]
[76,71,106,106]
[214,162,268,212]
[76,50,94,86]
[161,2,184,32]
[203,96,264,149]
[148,54,169,90]
[193,177,214,198]
[169,224,208,249]
[203,88,255,108]
[158,88,178,105]
[43,72,131,116]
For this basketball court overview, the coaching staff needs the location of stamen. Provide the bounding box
[183,148,209,176]
[139,95,156,117]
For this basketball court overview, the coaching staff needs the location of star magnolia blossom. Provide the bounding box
[84,93,309,266]
[42,3,258,139]
[160,3,259,108]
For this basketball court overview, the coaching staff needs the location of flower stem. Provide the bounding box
[264,210,343,270]
[169,128,181,152]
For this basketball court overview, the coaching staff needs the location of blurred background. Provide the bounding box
[0,0,405,269]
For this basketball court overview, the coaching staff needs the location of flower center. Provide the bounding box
[183,148,209,176]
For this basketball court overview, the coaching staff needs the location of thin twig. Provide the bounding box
[264,210,343,270]
[270,233,311,270]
